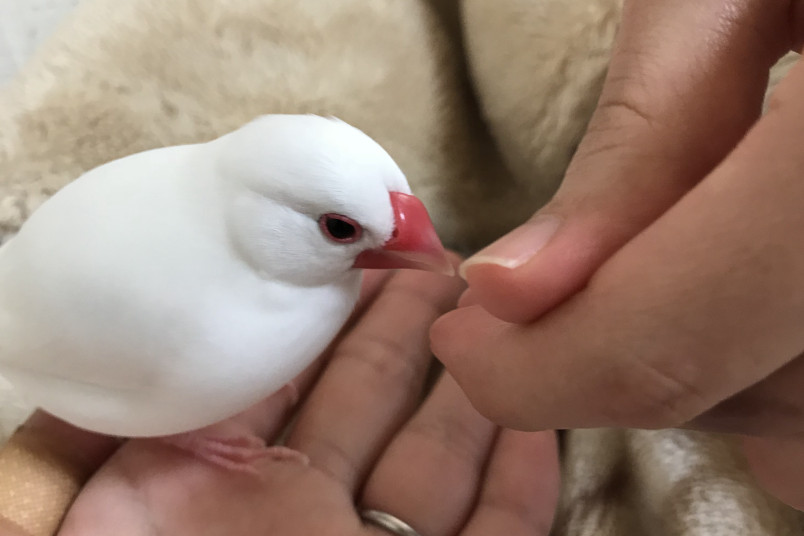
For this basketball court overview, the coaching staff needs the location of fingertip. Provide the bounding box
[429,308,463,367]
[458,215,561,280]
[429,307,525,427]
[458,215,604,324]
[461,263,547,323]
[456,288,477,308]
[461,253,589,325]
[430,306,492,373]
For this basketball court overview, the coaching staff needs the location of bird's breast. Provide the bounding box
[147,275,362,416]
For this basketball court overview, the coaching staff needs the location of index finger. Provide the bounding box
[287,257,465,491]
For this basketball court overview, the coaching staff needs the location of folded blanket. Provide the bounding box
[0,0,802,534]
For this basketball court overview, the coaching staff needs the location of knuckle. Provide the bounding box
[405,411,489,464]
[594,62,658,127]
[335,332,425,387]
[298,432,357,485]
[571,95,660,167]
[332,281,450,388]
[382,283,442,316]
[595,95,656,128]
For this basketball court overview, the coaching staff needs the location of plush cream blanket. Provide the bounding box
[0,0,802,533]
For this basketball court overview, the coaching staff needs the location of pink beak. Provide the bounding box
[353,192,454,275]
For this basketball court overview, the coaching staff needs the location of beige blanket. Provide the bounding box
[0,0,802,533]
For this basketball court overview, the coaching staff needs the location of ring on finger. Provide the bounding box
[360,509,423,536]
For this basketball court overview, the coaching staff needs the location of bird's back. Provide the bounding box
[0,144,217,385]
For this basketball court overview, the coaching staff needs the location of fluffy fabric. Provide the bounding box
[0,0,543,253]
[0,0,81,85]
[0,0,84,441]
[462,0,621,195]
[1,0,803,534]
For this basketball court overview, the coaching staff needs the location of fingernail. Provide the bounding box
[459,215,561,279]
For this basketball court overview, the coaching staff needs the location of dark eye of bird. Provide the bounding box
[319,214,363,244]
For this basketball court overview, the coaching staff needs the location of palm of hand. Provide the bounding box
[60,439,363,535]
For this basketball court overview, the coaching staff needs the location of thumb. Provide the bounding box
[460,0,795,323]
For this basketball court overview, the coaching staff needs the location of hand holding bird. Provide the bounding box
[1,266,560,536]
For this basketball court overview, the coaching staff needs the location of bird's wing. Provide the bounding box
[0,238,67,388]
[0,237,144,391]
[0,145,219,391]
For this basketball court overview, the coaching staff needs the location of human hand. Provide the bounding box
[430,0,804,508]
[0,264,559,536]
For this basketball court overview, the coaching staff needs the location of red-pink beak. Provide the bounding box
[353,192,454,275]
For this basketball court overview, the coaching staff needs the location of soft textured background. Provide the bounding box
[0,0,82,439]
[1,1,803,535]
[0,0,80,86]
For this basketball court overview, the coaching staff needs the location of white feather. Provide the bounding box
[0,114,408,437]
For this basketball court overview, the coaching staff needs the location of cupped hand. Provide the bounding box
[431,0,804,508]
[21,264,559,535]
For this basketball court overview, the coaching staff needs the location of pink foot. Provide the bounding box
[161,433,309,474]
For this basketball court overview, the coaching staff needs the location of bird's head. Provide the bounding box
[213,115,453,286]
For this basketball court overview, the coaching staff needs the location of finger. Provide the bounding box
[459,0,798,323]
[741,435,804,510]
[462,430,560,536]
[0,518,32,536]
[287,257,465,491]
[457,288,478,309]
[433,58,804,432]
[0,412,119,536]
[361,374,496,536]
[690,353,804,435]
[356,269,396,309]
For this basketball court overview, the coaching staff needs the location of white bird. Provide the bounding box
[0,114,451,469]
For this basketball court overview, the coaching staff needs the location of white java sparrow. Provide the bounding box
[0,114,451,468]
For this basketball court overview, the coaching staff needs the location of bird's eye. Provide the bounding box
[318,213,363,244]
